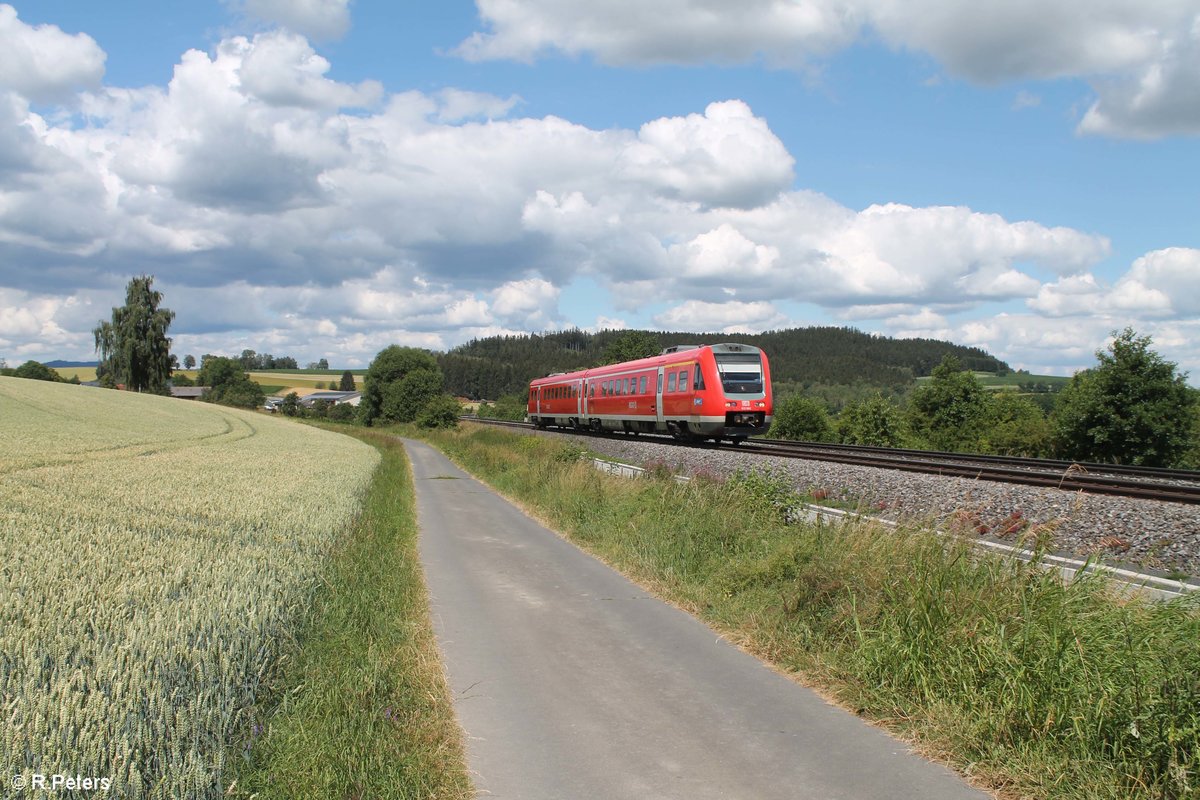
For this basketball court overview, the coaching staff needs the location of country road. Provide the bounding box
[406,439,991,800]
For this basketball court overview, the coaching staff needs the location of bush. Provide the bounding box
[416,395,462,429]
[12,360,60,382]
[768,395,835,441]
[837,393,908,446]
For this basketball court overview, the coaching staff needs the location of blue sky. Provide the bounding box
[1,0,1197,377]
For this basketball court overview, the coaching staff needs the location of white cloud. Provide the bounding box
[491,279,560,328]
[455,0,859,66]
[1027,248,1198,319]
[1116,247,1200,314]
[2,21,1191,379]
[621,100,794,209]
[239,0,351,41]
[669,224,780,284]
[434,88,521,122]
[456,0,1200,139]
[653,300,787,333]
[0,5,105,103]
[238,31,382,109]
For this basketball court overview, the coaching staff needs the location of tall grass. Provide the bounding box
[423,424,1200,800]
[227,429,471,799]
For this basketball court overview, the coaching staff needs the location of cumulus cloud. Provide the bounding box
[622,100,794,208]
[454,0,859,66]
[1029,247,1200,319]
[0,5,105,103]
[456,0,1200,139]
[653,300,787,333]
[236,0,351,41]
[237,31,383,109]
[2,19,1186,377]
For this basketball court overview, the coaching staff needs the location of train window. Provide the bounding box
[657,373,663,393]
[589,384,594,398]
[680,369,689,390]
[694,365,705,390]
[668,373,677,392]
[639,376,647,394]
[715,352,764,394]
[624,378,631,395]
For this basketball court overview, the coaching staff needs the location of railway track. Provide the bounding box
[466,418,1200,506]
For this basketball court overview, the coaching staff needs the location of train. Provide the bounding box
[527,343,773,443]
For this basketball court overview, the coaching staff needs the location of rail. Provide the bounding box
[463,417,1200,506]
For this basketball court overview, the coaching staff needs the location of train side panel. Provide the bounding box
[527,343,772,440]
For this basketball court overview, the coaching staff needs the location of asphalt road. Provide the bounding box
[406,439,991,800]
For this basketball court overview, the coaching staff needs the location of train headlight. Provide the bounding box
[754,401,766,408]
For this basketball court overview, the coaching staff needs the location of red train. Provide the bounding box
[527,343,773,443]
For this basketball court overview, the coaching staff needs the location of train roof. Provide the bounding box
[530,343,765,385]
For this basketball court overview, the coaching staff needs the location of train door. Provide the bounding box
[654,367,665,428]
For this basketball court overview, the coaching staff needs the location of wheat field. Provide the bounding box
[0,377,379,798]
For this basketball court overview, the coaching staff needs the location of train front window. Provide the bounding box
[715,353,763,394]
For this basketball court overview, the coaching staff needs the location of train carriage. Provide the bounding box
[527,343,772,443]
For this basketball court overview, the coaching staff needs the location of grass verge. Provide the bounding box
[421,424,1200,800]
[227,429,471,799]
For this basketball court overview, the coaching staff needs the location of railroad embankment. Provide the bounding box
[421,423,1200,800]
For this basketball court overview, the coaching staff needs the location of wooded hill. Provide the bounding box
[438,327,1009,400]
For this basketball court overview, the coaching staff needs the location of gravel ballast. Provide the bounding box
[505,425,1200,581]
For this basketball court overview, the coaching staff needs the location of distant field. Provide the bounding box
[52,365,98,382]
[51,367,362,394]
[0,377,379,797]
[246,371,362,392]
[915,371,1071,390]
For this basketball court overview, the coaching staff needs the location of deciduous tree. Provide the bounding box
[360,346,444,425]
[93,275,175,393]
[768,395,835,441]
[836,394,908,447]
[197,356,265,408]
[906,355,988,452]
[1053,329,1196,466]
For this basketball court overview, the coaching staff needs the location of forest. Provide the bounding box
[437,326,1008,401]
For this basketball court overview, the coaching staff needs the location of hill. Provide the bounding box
[438,327,1009,400]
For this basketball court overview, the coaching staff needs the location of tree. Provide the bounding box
[1053,328,1197,466]
[339,370,356,391]
[12,360,61,382]
[183,354,196,370]
[769,395,835,441]
[837,394,908,447]
[906,355,989,452]
[93,275,175,393]
[417,394,462,428]
[381,368,443,423]
[281,392,301,416]
[601,330,660,365]
[979,392,1051,457]
[360,346,443,425]
[197,356,265,408]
